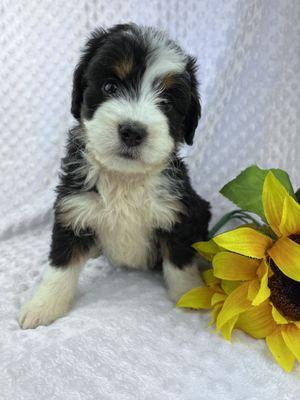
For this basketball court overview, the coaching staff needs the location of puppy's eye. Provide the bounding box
[158,98,173,112]
[102,81,118,95]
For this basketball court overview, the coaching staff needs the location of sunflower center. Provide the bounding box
[269,259,300,320]
[289,234,300,244]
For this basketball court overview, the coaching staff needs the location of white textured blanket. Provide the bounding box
[1,1,300,399]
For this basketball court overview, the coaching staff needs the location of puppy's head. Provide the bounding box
[72,24,201,174]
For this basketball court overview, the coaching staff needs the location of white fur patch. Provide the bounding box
[58,170,183,269]
[19,263,83,329]
[84,95,174,174]
[141,27,187,92]
[163,260,202,302]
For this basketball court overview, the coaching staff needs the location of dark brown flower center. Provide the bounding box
[290,234,300,245]
[269,256,300,320]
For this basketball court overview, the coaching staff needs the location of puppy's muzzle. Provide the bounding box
[119,122,147,147]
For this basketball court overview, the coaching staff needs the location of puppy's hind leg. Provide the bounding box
[19,222,96,329]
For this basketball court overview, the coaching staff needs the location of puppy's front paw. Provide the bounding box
[18,298,68,329]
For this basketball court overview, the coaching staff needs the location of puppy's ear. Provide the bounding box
[71,28,107,120]
[183,57,201,146]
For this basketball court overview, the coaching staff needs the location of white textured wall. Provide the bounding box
[1,0,299,237]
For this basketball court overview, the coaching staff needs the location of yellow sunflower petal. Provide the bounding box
[266,329,295,372]
[220,315,239,341]
[247,279,259,301]
[210,303,223,326]
[177,287,215,309]
[268,237,300,281]
[202,269,220,288]
[192,240,220,261]
[236,301,276,338]
[294,321,300,329]
[263,172,289,237]
[221,280,241,295]
[213,252,259,281]
[213,227,273,259]
[253,277,270,306]
[282,324,300,362]
[271,305,289,324]
[216,282,252,330]
[251,261,270,305]
[279,195,300,237]
[256,258,270,279]
[211,292,227,306]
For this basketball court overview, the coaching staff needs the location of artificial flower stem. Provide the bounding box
[208,209,262,238]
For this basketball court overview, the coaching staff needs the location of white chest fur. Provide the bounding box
[58,170,182,269]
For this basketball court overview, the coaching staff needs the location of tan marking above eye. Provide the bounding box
[114,58,134,80]
[161,73,174,89]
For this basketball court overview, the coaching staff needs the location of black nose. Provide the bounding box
[119,123,147,147]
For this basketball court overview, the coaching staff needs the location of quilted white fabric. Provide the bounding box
[1,1,300,399]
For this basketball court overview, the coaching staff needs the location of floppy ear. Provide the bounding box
[71,28,107,120]
[183,57,201,146]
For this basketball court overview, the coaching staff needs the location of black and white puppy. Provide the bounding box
[19,24,211,329]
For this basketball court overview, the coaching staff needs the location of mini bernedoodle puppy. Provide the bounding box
[19,23,211,329]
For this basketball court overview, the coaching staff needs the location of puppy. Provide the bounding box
[19,24,211,329]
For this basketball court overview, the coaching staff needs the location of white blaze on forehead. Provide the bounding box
[140,27,187,93]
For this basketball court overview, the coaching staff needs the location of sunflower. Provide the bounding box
[178,167,300,371]
[211,171,300,319]
[178,246,300,370]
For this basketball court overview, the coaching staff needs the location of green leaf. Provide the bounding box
[220,165,294,220]
[272,169,294,196]
[296,188,300,204]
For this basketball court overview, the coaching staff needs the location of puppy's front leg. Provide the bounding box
[19,222,96,329]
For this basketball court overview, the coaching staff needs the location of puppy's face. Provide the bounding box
[72,24,201,174]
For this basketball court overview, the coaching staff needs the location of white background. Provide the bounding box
[1,1,300,399]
